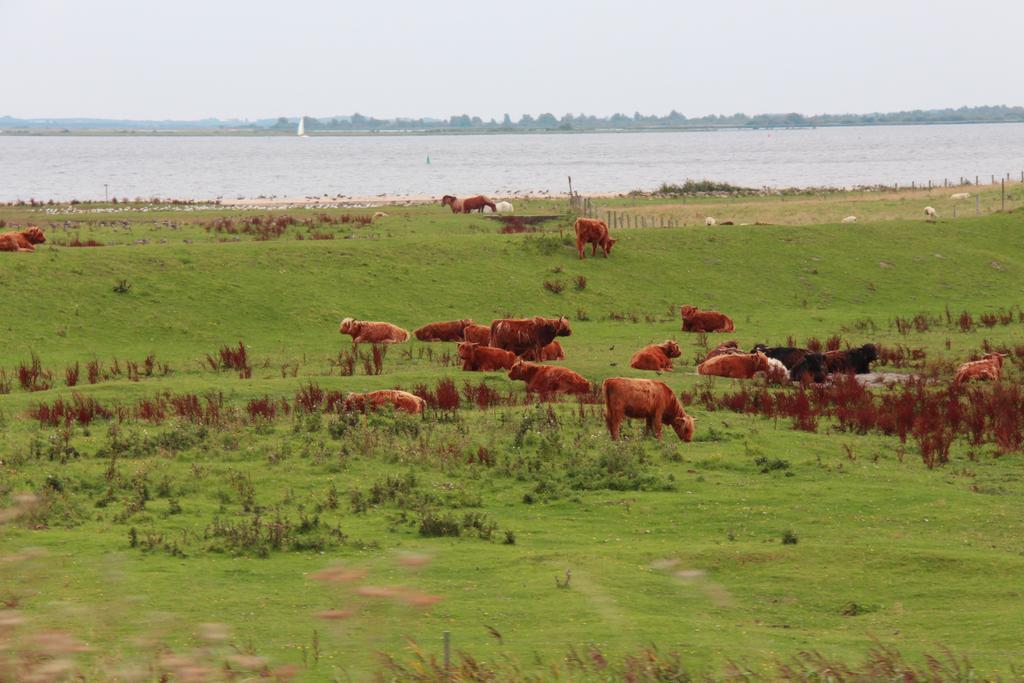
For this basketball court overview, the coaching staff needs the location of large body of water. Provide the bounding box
[1,124,1023,202]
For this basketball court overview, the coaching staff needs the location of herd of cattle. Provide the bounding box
[336,299,1010,443]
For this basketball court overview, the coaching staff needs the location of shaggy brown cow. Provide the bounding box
[338,318,410,343]
[508,361,590,395]
[0,226,46,252]
[462,323,491,346]
[457,342,517,371]
[702,340,744,362]
[602,377,694,441]
[573,217,617,259]
[413,319,474,342]
[680,305,735,333]
[520,341,565,361]
[630,340,682,371]
[954,353,1006,384]
[343,390,425,414]
[490,316,572,357]
[441,195,496,213]
[697,351,770,379]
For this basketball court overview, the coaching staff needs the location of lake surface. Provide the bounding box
[2,124,1023,201]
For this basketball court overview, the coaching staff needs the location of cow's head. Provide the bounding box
[460,319,474,329]
[662,340,682,358]
[338,317,358,335]
[605,237,618,253]
[554,316,572,337]
[23,226,46,244]
[673,414,695,442]
[508,360,530,381]
[679,305,697,318]
[984,352,1008,368]
[861,343,879,362]
[749,343,768,354]
[457,342,477,360]
[440,195,456,206]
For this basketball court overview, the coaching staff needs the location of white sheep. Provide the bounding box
[705,216,716,226]
[924,206,938,219]
[950,192,971,200]
[841,216,857,224]
[495,201,514,213]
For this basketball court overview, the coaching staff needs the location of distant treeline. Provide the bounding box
[4,105,1024,133]
[274,105,1024,132]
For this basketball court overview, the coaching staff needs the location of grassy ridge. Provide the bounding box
[2,202,1024,679]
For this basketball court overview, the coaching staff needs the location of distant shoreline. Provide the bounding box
[3,119,1024,137]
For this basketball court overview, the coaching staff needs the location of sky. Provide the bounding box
[3,0,1023,121]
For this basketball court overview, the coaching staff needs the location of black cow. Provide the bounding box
[824,344,878,375]
[790,353,828,383]
[749,345,813,370]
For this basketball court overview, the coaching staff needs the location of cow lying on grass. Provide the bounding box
[508,361,590,395]
[697,351,770,379]
[630,340,682,371]
[680,305,734,333]
[702,340,743,362]
[344,390,425,414]
[462,324,491,346]
[0,226,46,252]
[339,318,410,343]
[520,341,565,361]
[573,218,617,259]
[824,344,878,374]
[414,319,474,342]
[602,377,694,441]
[751,345,828,383]
[490,316,572,358]
[954,353,1006,384]
[458,342,517,371]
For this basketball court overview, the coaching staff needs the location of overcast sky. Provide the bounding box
[3,0,1022,121]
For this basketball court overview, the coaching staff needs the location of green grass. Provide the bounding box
[2,198,1024,680]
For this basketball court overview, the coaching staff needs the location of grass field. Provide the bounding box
[2,194,1024,680]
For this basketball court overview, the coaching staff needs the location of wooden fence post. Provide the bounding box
[976,194,980,216]
[1002,179,1005,212]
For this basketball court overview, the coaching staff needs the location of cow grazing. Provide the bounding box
[414,319,474,342]
[680,305,735,333]
[630,340,682,371]
[457,342,517,371]
[0,226,46,252]
[573,218,617,259]
[824,344,878,375]
[462,323,491,346]
[344,390,425,415]
[954,353,1006,385]
[508,361,590,395]
[339,318,410,344]
[789,352,828,383]
[602,377,694,441]
[490,316,572,357]
[520,340,565,361]
[703,340,744,362]
[697,352,770,379]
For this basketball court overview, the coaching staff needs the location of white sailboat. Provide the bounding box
[297,116,308,137]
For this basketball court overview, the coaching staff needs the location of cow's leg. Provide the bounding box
[591,243,597,256]
[606,409,620,440]
[651,409,664,439]
[577,239,585,259]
